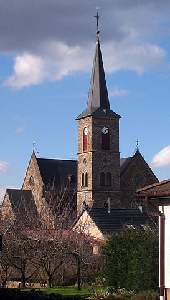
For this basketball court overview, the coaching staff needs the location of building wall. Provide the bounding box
[22,153,55,228]
[73,210,104,240]
[120,151,158,209]
[1,193,15,221]
[163,206,170,289]
[77,115,121,214]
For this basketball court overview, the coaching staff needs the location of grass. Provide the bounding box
[23,285,98,297]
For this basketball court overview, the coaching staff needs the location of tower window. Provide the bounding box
[106,172,111,186]
[101,127,110,150]
[85,172,88,187]
[100,172,105,186]
[83,127,88,151]
[82,173,84,186]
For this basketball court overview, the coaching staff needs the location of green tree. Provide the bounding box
[102,226,158,292]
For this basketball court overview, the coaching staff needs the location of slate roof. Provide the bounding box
[88,208,155,233]
[120,157,132,173]
[77,37,120,120]
[5,189,40,227]
[35,156,139,190]
[36,158,77,190]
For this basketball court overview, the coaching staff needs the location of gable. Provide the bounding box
[1,192,15,222]
[1,189,41,228]
[120,150,158,184]
[73,210,104,240]
[22,152,44,192]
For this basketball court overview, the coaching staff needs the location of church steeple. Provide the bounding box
[77,36,119,120]
[87,36,110,111]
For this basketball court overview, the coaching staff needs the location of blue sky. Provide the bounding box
[1,0,170,202]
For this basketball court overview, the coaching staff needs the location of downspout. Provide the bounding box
[138,193,168,300]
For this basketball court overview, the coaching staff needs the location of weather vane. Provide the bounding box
[94,7,100,35]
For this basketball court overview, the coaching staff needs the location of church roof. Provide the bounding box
[77,37,120,120]
[5,189,40,227]
[36,158,77,189]
[120,157,132,173]
[88,208,155,234]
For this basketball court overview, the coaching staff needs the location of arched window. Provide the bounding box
[101,127,110,150]
[83,127,88,151]
[85,172,88,187]
[100,172,105,186]
[106,172,111,186]
[29,175,34,186]
[82,173,84,186]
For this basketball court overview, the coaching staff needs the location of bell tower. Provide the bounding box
[76,30,121,214]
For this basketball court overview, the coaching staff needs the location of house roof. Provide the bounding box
[88,207,155,233]
[5,189,40,227]
[77,37,120,120]
[36,158,77,189]
[137,179,170,196]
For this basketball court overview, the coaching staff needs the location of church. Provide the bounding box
[0,31,158,238]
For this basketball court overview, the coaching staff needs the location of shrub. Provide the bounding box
[129,290,159,300]
[101,226,158,292]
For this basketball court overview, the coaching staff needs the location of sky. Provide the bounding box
[1,0,170,202]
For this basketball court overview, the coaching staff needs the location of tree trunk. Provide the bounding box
[20,271,26,288]
[44,269,52,289]
[77,256,81,291]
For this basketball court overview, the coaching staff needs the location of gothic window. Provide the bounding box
[101,127,110,150]
[82,173,84,187]
[106,172,111,186]
[85,172,88,187]
[100,172,105,186]
[29,175,34,186]
[83,127,88,151]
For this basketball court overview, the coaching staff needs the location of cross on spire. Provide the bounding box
[94,7,100,35]
[136,138,139,152]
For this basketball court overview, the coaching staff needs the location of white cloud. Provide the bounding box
[150,146,170,168]
[3,54,44,89]
[0,161,10,173]
[3,42,93,89]
[2,39,166,89]
[0,1,168,89]
[103,42,166,75]
[15,127,25,133]
[109,87,129,97]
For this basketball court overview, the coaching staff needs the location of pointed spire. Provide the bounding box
[76,14,121,120]
[87,36,110,111]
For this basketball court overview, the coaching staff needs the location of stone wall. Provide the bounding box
[1,193,15,221]
[120,151,159,208]
[22,152,55,228]
[77,114,120,214]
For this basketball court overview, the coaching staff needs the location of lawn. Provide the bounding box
[44,286,94,296]
[23,285,98,297]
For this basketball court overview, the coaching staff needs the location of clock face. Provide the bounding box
[84,127,88,135]
[102,127,109,134]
